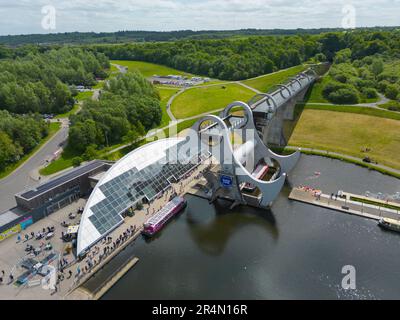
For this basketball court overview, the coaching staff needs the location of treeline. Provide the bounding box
[0,47,110,114]
[93,30,400,81]
[0,110,49,170]
[94,36,321,80]
[1,27,398,46]
[67,72,161,159]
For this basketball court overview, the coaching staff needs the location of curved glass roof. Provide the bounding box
[77,137,209,255]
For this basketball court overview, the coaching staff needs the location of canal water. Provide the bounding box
[83,155,400,299]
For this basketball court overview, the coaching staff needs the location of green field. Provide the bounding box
[171,83,255,119]
[111,60,193,78]
[288,109,400,170]
[305,76,330,103]
[242,65,307,93]
[157,87,180,127]
[301,103,400,121]
[0,122,61,179]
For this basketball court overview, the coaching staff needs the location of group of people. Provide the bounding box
[0,270,13,285]
[17,226,55,243]
[71,225,137,283]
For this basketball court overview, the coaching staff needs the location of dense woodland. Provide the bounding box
[0,47,109,114]
[67,72,161,160]
[320,49,400,105]
[0,47,110,171]
[0,111,49,170]
[0,27,397,46]
[93,30,400,81]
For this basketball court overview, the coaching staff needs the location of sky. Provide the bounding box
[0,0,399,36]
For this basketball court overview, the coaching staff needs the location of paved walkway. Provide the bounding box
[289,187,400,221]
[110,63,127,74]
[237,81,262,94]
[306,94,399,114]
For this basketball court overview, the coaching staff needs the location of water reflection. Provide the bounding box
[84,155,400,300]
[186,196,278,256]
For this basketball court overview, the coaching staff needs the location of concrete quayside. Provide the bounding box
[289,187,400,222]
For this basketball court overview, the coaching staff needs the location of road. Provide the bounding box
[0,119,69,212]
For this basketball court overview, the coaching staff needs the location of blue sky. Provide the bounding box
[0,0,399,35]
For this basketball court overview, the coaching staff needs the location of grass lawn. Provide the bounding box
[380,100,400,111]
[288,109,400,170]
[56,91,94,118]
[157,87,180,127]
[171,83,255,119]
[39,147,78,176]
[111,60,193,78]
[242,65,307,93]
[302,103,400,121]
[76,91,94,100]
[0,122,61,179]
[305,76,330,103]
[56,104,80,119]
[92,81,104,89]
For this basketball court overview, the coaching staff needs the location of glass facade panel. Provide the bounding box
[88,143,211,237]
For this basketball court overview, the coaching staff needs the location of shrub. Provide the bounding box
[388,106,400,111]
[385,84,400,100]
[72,156,83,167]
[362,87,378,99]
[328,88,360,104]
[322,81,347,99]
[333,73,348,83]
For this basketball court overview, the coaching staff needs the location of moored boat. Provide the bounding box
[378,218,400,233]
[142,196,187,237]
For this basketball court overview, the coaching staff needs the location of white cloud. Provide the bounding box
[0,0,399,35]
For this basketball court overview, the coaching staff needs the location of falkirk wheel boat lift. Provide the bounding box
[180,67,318,209]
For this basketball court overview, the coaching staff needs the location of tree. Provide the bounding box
[370,59,384,77]
[385,84,400,100]
[72,157,83,167]
[83,144,99,161]
[362,87,378,99]
[0,131,22,169]
[334,49,352,64]
[68,119,98,153]
[328,87,360,104]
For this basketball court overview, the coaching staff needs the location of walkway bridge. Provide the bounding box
[187,67,318,209]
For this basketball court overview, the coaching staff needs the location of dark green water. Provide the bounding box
[83,155,400,299]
